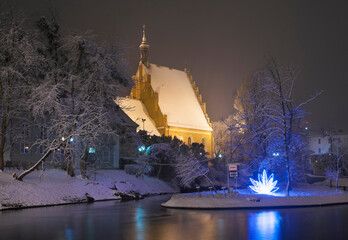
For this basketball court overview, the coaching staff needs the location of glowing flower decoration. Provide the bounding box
[249,169,279,195]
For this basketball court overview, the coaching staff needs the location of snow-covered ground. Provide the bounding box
[0,168,176,211]
[162,183,348,209]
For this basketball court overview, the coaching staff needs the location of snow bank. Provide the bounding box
[162,185,348,209]
[0,169,175,210]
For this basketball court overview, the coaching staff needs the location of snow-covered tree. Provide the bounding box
[231,58,321,196]
[229,73,272,166]
[325,135,348,190]
[212,120,229,157]
[263,59,321,195]
[133,132,216,189]
[0,11,42,170]
[17,16,129,180]
[175,152,216,192]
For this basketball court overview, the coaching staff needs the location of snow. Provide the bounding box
[116,97,160,135]
[147,64,212,131]
[162,184,348,209]
[0,168,175,210]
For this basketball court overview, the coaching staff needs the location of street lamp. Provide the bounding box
[141,118,146,130]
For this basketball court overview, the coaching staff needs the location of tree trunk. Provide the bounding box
[136,161,148,178]
[65,149,75,177]
[284,121,291,196]
[0,113,7,171]
[17,149,52,181]
[203,173,218,193]
[336,143,339,191]
[157,165,163,179]
[80,146,88,179]
[285,154,291,196]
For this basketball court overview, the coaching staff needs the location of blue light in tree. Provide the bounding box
[138,145,146,153]
[249,169,279,195]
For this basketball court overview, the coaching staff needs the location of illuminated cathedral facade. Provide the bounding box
[120,26,214,156]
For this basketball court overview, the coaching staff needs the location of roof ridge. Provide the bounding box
[149,63,186,73]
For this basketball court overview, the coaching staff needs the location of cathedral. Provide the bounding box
[119,26,214,156]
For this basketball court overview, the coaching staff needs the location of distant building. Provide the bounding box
[118,26,214,156]
[308,134,348,155]
[308,132,348,175]
[5,105,138,169]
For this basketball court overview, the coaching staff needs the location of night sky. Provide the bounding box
[3,0,348,131]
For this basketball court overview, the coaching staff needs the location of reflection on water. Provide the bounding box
[64,227,73,240]
[135,206,145,240]
[1,195,348,240]
[86,214,95,240]
[248,211,281,240]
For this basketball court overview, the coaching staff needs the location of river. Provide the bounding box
[1,195,348,240]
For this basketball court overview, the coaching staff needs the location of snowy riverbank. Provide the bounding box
[0,168,176,211]
[162,184,348,209]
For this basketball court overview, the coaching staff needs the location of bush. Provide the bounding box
[125,164,143,175]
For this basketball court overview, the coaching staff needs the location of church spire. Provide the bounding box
[139,25,150,67]
[142,24,147,43]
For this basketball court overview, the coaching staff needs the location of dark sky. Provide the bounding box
[3,0,348,131]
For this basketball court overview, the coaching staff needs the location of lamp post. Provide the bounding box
[141,118,146,130]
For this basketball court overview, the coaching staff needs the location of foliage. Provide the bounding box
[134,131,215,189]
[144,143,177,181]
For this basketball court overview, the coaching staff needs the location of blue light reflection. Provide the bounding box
[248,211,281,240]
[64,227,73,240]
[135,206,145,240]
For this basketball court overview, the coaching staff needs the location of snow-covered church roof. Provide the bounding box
[116,97,161,136]
[146,63,212,131]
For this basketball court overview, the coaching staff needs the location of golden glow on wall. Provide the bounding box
[130,62,214,156]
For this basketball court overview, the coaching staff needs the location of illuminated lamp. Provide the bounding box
[249,169,279,195]
[138,145,145,153]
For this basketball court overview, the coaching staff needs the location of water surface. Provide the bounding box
[1,195,348,240]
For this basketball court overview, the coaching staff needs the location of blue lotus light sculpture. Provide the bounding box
[249,169,279,195]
